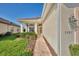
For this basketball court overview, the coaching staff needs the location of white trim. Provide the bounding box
[41,4,47,18]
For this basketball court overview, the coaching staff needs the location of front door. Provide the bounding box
[37,24,42,35]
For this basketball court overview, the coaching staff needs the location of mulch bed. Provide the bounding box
[26,36,37,55]
[27,39,36,51]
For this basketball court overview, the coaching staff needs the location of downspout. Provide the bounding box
[57,3,61,56]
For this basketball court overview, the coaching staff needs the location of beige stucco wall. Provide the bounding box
[60,4,74,56]
[0,23,8,34]
[9,25,20,33]
[0,22,20,34]
[13,26,20,33]
[42,4,58,54]
[42,3,75,56]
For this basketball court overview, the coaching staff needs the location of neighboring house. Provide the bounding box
[18,3,79,56]
[0,18,20,34]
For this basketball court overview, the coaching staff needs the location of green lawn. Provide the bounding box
[69,44,79,56]
[0,34,32,56]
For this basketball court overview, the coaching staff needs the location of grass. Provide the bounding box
[0,34,33,56]
[69,44,79,56]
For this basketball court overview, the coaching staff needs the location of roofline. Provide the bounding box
[0,18,20,27]
[41,3,56,23]
[18,17,41,21]
[17,4,46,24]
[18,18,42,24]
[18,3,55,24]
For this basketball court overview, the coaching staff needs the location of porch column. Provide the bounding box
[34,23,38,34]
[25,24,28,32]
[27,24,29,32]
[20,24,23,33]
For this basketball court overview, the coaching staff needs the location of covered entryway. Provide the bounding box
[18,17,42,35]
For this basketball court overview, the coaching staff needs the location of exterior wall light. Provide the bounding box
[69,15,78,31]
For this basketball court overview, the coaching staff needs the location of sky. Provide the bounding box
[0,3,43,25]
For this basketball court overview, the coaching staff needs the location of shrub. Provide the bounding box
[0,34,3,37]
[13,33,21,38]
[0,34,16,41]
[69,44,79,56]
[4,32,12,36]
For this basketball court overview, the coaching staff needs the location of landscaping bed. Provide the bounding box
[0,32,37,56]
[69,44,79,56]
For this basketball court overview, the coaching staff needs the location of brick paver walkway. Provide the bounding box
[33,35,52,56]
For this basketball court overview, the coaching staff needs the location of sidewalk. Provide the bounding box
[33,35,52,56]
